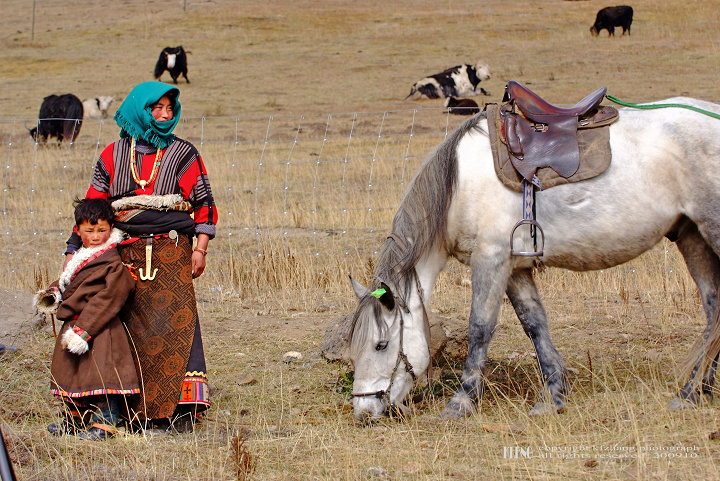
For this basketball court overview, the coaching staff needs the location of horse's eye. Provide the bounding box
[375,341,388,351]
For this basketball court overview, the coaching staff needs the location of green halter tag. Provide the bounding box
[370,287,387,298]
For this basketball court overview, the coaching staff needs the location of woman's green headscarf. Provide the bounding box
[114,81,182,149]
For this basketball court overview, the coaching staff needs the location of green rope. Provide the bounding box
[606,94,720,120]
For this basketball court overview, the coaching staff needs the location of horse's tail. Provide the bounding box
[679,284,720,384]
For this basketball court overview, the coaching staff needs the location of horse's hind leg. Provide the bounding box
[506,268,569,415]
[440,255,511,419]
[669,221,720,407]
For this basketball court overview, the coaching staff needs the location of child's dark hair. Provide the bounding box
[73,197,114,227]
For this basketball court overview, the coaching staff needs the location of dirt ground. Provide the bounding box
[0,288,45,350]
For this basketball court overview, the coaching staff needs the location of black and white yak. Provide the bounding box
[29,94,83,143]
[82,96,115,120]
[405,62,491,100]
[154,46,190,84]
[590,5,633,37]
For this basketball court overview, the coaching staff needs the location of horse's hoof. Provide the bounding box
[668,396,698,410]
[528,401,564,416]
[440,395,477,419]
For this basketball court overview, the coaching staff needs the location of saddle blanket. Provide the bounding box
[485,103,614,193]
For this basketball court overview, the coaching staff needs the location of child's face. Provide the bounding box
[77,219,112,248]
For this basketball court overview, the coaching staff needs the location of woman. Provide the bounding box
[64,81,218,431]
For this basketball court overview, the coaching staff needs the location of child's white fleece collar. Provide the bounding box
[59,228,124,292]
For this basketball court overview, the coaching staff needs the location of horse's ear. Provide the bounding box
[375,282,396,312]
[349,275,369,299]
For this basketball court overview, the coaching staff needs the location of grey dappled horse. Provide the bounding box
[348,98,720,423]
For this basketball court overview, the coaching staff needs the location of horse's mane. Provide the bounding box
[349,114,487,354]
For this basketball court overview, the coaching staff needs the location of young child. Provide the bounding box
[35,198,138,441]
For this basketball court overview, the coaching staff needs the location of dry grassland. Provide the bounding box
[2,0,720,480]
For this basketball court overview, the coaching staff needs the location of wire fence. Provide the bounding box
[0,108,473,291]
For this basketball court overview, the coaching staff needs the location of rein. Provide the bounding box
[351,235,432,408]
[606,95,720,120]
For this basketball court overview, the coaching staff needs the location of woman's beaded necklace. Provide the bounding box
[130,137,164,190]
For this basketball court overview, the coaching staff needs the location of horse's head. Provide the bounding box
[348,275,430,424]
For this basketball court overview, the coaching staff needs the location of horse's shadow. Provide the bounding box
[411,356,541,411]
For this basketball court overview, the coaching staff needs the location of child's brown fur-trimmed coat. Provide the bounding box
[36,232,139,399]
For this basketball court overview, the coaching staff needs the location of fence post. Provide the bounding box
[31,0,36,42]
[0,425,17,481]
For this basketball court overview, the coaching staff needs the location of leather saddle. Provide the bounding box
[499,81,618,183]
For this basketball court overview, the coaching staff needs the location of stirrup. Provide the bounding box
[510,219,545,257]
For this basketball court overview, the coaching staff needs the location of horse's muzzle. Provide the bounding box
[353,398,411,424]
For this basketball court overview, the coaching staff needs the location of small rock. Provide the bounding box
[236,375,258,386]
[283,351,303,363]
[366,466,389,479]
[403,462,421,474]
[645,349,662,362]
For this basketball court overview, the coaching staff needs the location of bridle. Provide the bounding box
[350,263,431,411]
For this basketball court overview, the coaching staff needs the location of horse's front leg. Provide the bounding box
[506,268,569,415]
[441,253,511,419]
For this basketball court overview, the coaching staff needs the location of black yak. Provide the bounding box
[406,62,491,100]
[29,94,83,143]
[590,6,634,37]
[444,97,480,115]
[154,46,190,84]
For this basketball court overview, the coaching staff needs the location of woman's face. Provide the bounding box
[151,96,174,122]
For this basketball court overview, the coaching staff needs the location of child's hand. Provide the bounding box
[61,327,90,355]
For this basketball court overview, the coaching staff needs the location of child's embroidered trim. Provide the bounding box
[52,387,141,399]
[72,326,92,342]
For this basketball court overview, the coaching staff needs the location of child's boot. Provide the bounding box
[76,396,120,441]
[47,408,84,436]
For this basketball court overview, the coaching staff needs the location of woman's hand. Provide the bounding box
[63,253,74,270]
[191,249,206,278]
[191,234,210,278]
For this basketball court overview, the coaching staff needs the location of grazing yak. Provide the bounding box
[82,96,115,120]
[406,62,491,100]
[29,94,83,143]
[154,46,190,84]
[444,97,480,115]
[590,5,633,37]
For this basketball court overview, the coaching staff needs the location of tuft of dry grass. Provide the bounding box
[231,431,256,481]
